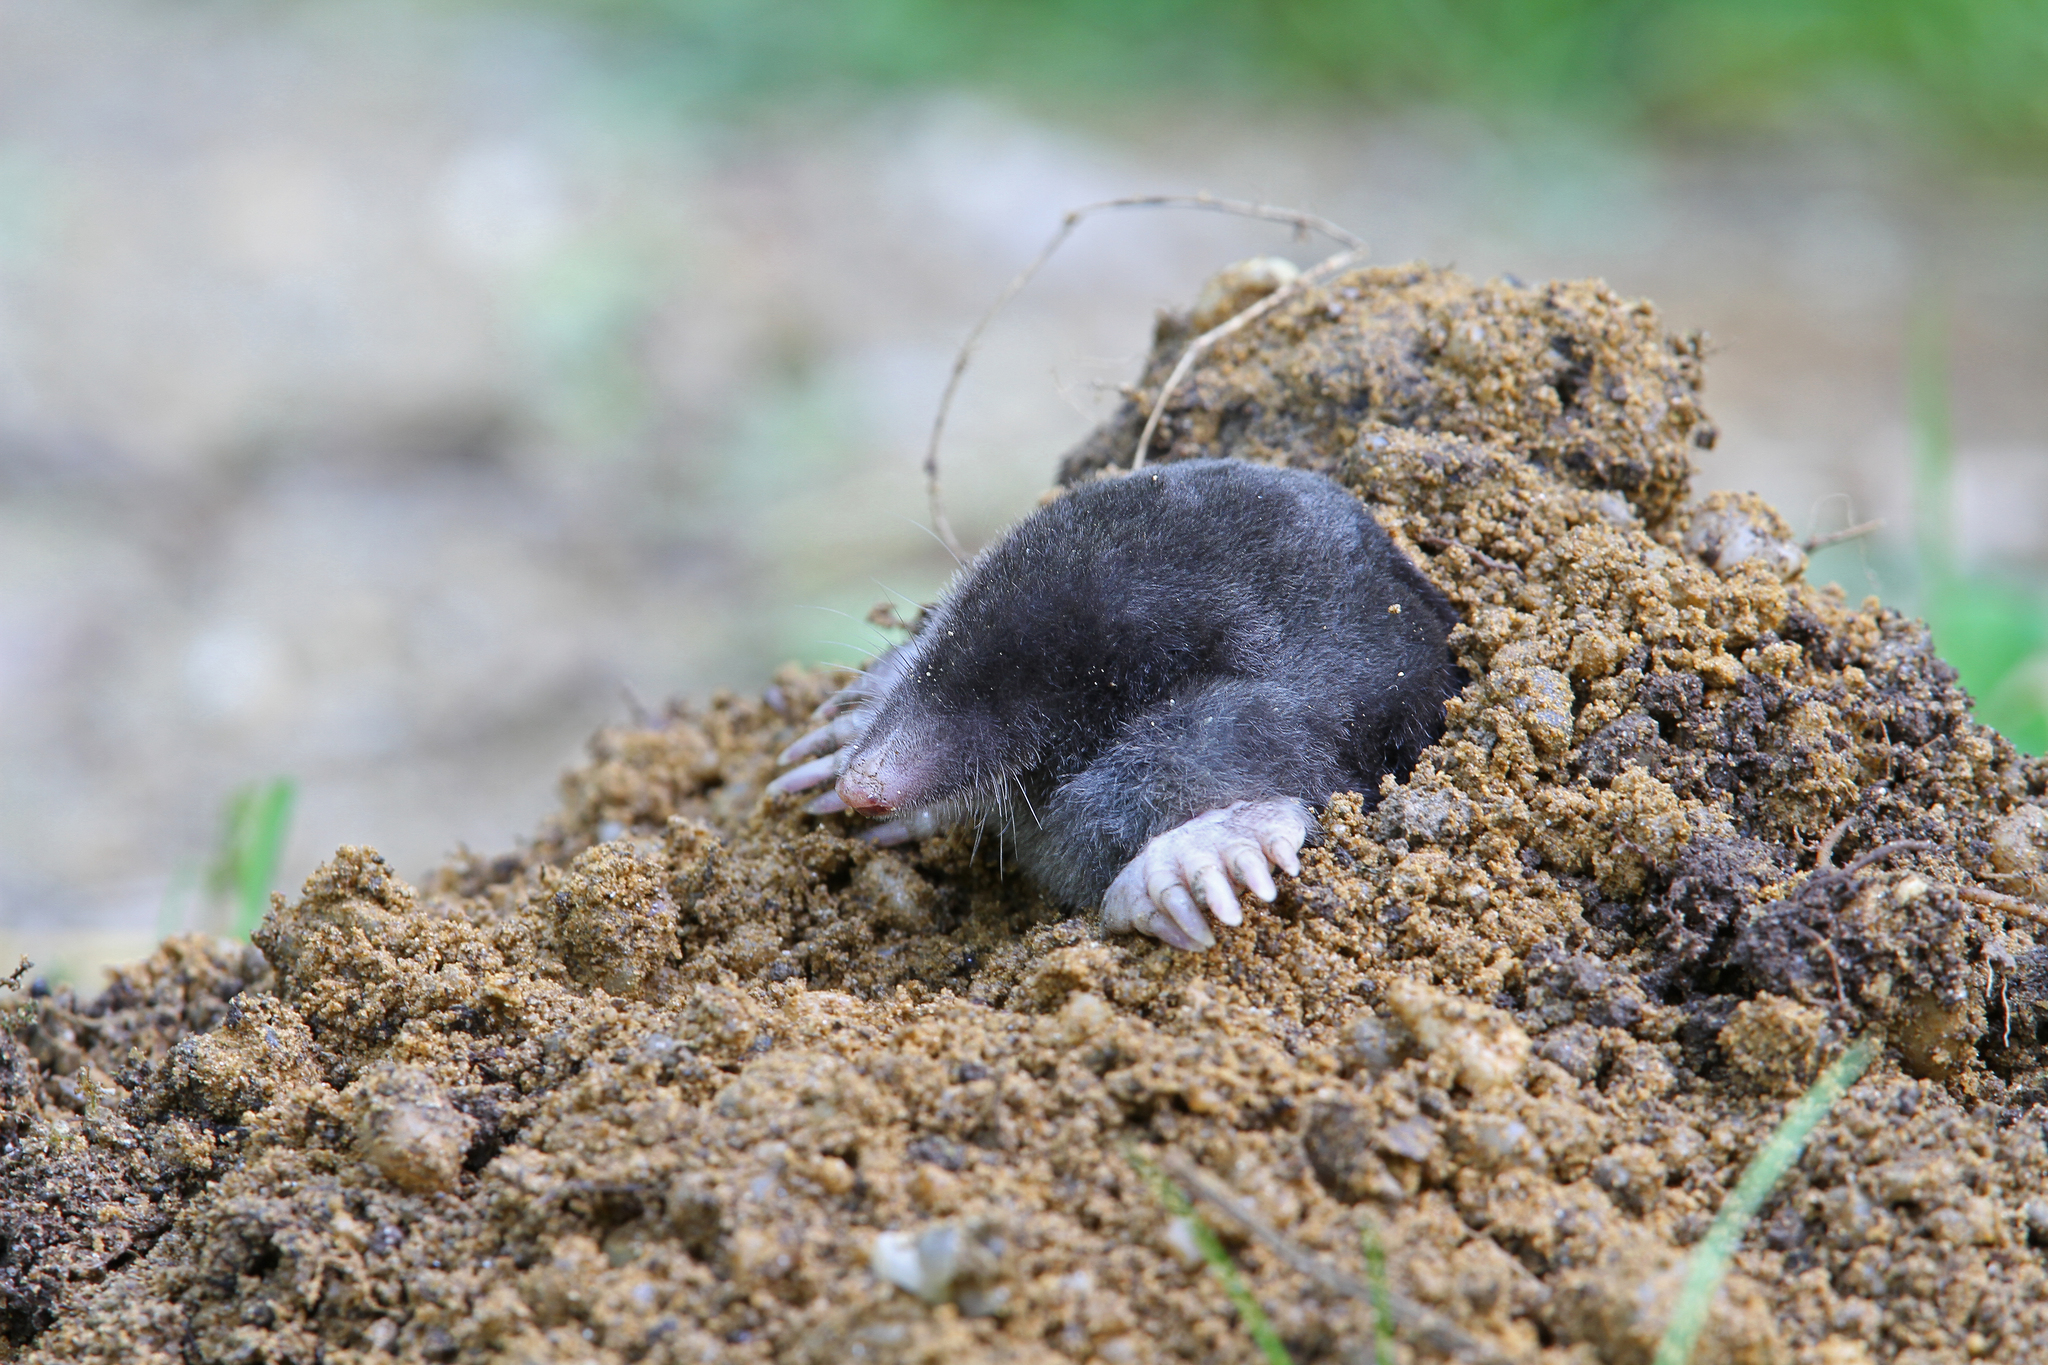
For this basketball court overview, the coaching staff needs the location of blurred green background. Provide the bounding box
[2,0,2043,981]
[542,0,2048,155]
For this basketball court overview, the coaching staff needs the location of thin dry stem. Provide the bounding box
[922,195,1366,558]
[1132,247,1367,469]
[1414,532,1517,575]
[1953,882,2048,928]
[1814,814,1857,869]
[1841,839,1937,876]
[1805,519,1886,553]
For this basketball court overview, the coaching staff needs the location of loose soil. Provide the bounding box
[8,264,2048,1365]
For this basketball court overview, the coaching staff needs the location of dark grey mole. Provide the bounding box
[808,458,1464,912]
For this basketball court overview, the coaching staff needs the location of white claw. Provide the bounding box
[1195,864,1241,926]
[1098,800,1311,952]
[864,808,945,846]
[778,712,869,767]
[1265,829,1303,878]
[1103,877,1203,950]
[767,752,845,797]
[1226,845,1278,903]
[1159,884,1213,948]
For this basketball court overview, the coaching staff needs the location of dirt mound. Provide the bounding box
[9,264,2048,1365]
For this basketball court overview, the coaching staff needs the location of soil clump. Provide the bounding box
[8,264,2048,1365]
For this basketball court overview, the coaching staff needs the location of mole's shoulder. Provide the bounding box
[959,460,1395,616]
[1045,459,1363,538]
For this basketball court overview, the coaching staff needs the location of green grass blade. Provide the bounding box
[1128,1149,1294,1365]
[1358,1217,1396,1365]
[1652,1034,1879,1365]
[1905,306,2048,753]
[205,778,297,940]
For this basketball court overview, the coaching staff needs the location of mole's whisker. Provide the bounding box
[1012,774,1043,830]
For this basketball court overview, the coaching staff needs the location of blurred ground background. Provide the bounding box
[2,0,2045,983]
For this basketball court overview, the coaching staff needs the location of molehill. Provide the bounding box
[8,263,2048,1365]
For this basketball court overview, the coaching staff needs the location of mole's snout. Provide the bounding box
[836,766,895,815]
[838,737,937,816]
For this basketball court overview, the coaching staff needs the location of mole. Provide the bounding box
[770,458,1463,951]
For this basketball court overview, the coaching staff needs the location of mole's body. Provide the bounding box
[771,459,1463,950]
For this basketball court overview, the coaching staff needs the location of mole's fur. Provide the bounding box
[776,458,1463,945]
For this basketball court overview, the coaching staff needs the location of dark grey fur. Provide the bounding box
[850,459,1464,906]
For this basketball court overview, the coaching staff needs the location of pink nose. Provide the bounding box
[837,769,894,815]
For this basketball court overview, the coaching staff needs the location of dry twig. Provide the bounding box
[1132,247,1367,469]
[1809,831,2048,928]
[922,195,1366,558]
[1803,519,1885,553]
[1814,814,1857,869]
[1413,533,1517,575]
[1840,839,1937,876]
[1953,883,2048,929]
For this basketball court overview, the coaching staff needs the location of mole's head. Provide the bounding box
[831,624,1039,818]
[830,461,1256,818]
[831,530,1098,818]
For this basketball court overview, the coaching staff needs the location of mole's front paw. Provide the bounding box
[766,650,911,813]
[1099,799,1310,951]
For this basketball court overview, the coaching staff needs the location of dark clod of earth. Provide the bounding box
[8,262,2048,1365]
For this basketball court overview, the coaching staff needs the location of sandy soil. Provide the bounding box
[11,0,2048,987]
[6,263,2048,1365]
